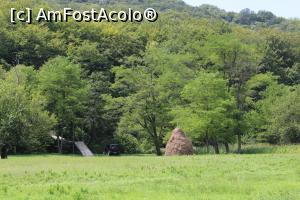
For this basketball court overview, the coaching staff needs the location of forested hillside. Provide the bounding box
[0,0,299,155]
[48,0,300,31]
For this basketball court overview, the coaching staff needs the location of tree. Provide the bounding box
[0,66,56,157]
[257,11,276,25]
[112,47,192,155]
[206,33,259,153]
[269,85,300,143]
[0,24,64,68]
[84,72,115,150]
[172,71,236,154]
[245,73,279,108]
[286,63,300,85]
[112,64,171,155]
[67,41,109,73]
[37,57,89,153]
[247,79,300,144]
[260,35,296,84]
[236,8,257,25]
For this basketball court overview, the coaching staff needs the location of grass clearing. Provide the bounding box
[0,151,300,199]
[194,144,300,154]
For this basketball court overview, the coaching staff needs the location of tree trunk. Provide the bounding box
[213,141,220,154]
[1,145,8,159]
[57,136,63,153]
[57,137,61,153]
[155,144,162,156]
[13,146,17,154]
[224,142,230,154]
[235,83,243,154]
[71,123,75,154]
[154,138,162,156]
[150,114,161,156]
[237,134,242,154]
[60,139,63,153]
[205,132,209,153]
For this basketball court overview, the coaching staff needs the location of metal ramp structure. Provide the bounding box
[75,141,94,157]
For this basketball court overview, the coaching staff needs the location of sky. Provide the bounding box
[183,0,300,19]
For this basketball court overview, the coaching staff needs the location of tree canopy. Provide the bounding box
[0,0,299,155]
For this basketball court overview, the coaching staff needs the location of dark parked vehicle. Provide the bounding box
[104,144,120,156]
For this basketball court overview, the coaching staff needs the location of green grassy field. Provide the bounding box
[0,148,300,200]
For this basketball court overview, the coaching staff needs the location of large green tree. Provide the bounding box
[37,57,89,152]
[260,35,297,85]
[112,47,193,155]
[206,33,259,153]
[246,75,300,144]
[172,71,236,154]
[0,66,55,157]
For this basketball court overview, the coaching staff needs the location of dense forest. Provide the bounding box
[0,0,299,156]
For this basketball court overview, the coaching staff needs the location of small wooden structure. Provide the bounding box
[75,141,94,157]
[51,134,94,157]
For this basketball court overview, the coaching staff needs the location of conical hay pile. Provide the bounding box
[165,128,193,156]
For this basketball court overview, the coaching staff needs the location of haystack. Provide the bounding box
[165,128,193,156]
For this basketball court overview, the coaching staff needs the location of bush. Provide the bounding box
[116,133,141,154]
